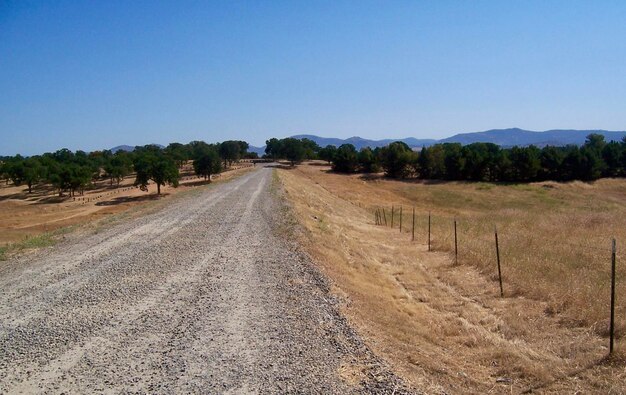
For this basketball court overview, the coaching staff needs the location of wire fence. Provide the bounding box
[373,204,623,355]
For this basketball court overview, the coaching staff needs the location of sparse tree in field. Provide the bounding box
[235,140,249,157]
[193,149,222,181]
[318,145,337,164]
[23,157,44,193]
[133,146,179,195]
[280,138,306,166]
[0,159,9,184]
[187,141,212,161]
[165,142,190,168]
[69,164,93,196]
[5,155,26,186]
[300,138,320,160]
[357,147,379,173]
[332,144,359,173]
[264,138,283,160]
[47,162,72,196]
[381,142,413,178]
[219,140,244,167]
[104,153,132,187]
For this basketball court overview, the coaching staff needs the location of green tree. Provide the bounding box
[442,143,465,180]
[418,145,446,179]
[358,147,379,173]
[300,138,320,159]
[69,164,92,196]
[6,155,26,186]
[165,142,189,168]
[602,141,622,177]
[509,146,541,181]
[621,137,626,174]
[264,138,283,160]
[219,140,244,166]
[48,162,72,196]
[193,149,222,181]
[133,146,180,195]
[0,160,8,184]
[318,145,337,164]
[381,142,413,178]
[23,157,44,193]
[281,138,305,166]
[539,146,565,181]
[461,143,500,181]
[104,153,132,186]
[584,133,606,154]
[332,144,359,173]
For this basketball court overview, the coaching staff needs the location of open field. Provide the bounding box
[278,162,626,393]
[0,162,255,256]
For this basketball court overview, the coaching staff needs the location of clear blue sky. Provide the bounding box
[1,1,626,155]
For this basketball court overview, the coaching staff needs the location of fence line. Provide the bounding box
[371,204,621,354]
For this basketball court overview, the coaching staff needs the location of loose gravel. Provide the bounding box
[0,166,411,394]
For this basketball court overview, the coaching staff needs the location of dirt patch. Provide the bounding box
[0,165,255,248]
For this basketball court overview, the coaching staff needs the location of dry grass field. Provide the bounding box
[278,162,625,393]
[0,163,254,259]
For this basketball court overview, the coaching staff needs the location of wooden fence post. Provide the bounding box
[391,206,395,228]
[412,207,415,242]
[495,226,504,297]
[428,211,431,251]
[610,238,617,354]
[383,209,387,226]
[399,206,403,233]
[454,218,458,265]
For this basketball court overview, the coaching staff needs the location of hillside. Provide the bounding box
[110,144,165,153]
[440,128,626,147]
[290,134,437,150]
[251,129,626,154]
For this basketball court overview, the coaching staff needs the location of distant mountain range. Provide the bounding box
[438,128,626,147]
[110,144,165,153]
[112,128,626,156]
[248,128,626,155]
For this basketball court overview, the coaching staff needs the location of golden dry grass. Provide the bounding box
[278,162,626,394]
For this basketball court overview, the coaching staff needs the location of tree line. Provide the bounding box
[0,140,254,196]
[265,134,626,182]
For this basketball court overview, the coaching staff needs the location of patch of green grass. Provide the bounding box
[0,225,78,261]
[19,233,56,249]
[317,215,329,232]
[270,169,281,195]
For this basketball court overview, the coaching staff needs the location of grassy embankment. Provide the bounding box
[278,162,625,394]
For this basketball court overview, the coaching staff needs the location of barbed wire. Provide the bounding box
[371,208,621,255]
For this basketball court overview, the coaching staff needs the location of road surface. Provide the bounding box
[0,167,407,394]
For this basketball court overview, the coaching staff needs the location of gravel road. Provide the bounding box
[0,166,408,394]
